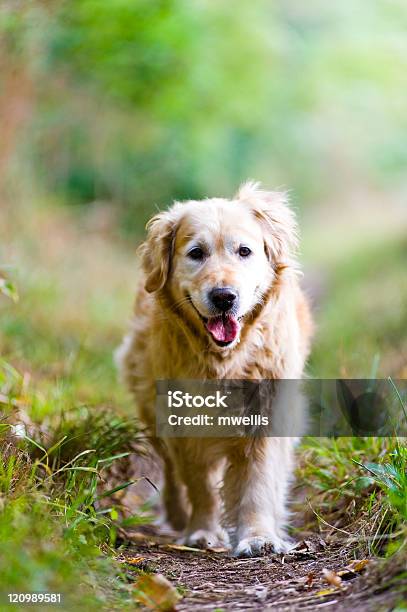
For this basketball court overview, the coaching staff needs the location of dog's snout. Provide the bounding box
[209,287,238,312]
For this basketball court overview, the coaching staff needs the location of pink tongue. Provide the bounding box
[205,315,239,343]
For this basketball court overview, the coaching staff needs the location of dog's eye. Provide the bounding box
[239,246,252,257]
[188,247,205,260]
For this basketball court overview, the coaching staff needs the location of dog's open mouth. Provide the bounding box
[204,313,240,346]
[187,296,240,347]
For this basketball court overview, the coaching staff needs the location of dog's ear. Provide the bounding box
[236,181,298,265]
[139,209,179,293]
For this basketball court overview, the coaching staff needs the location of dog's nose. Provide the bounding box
[209,287,238,312]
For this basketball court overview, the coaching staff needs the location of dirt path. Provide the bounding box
[119,527,405,611]
[108,454,407,610]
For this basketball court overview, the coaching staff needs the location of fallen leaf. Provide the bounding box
[134,574,181,611]
[322,568,342,588]
[348,559,369,573]
[288,539,317,557]
[207,546,228,553]
[337,569,357,581]
[125,556,146,565]
[293,539,314,551]
[316,588,336,597]
[306,572,314,588]
[164,543,205,553]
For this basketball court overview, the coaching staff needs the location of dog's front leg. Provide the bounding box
[172,440,226,549]
[224,437,295,557]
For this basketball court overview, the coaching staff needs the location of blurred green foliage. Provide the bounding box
[2,0,407,232]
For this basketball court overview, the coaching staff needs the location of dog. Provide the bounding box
[117,181,313,556]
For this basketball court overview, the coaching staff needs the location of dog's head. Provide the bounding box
[140,181,298,350]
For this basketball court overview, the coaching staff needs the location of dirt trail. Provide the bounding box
[109,453,407,610]
[120,526,404,611]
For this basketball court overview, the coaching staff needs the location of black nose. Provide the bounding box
[209,287,238,312]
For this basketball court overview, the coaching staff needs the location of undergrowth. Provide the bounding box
[0,358,149,610]
[298,436,406,557]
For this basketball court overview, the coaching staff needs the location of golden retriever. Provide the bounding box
[117,181,313,556]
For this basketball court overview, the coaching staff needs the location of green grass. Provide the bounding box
[298,437,407,556]
[1,195,406,606]
[0,358,149,610]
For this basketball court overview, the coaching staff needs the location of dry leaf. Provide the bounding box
[306,572,314,588]
[164,543,205,553]
[134,574,181,611]
[322,568,342,588]
[316,588,336,597]
[348,559,369,573]
[289,539,317,558]
[337,569,357,581]
[125,556,146,565]
[292,539,313,552]
[207,546,228,553]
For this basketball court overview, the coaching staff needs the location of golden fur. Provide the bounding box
[117,181,313,556]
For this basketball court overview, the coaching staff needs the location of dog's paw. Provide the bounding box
[233,535,293,557]
[179,528,227,549]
